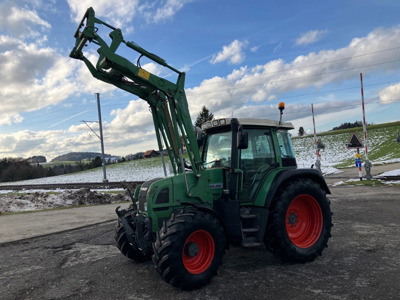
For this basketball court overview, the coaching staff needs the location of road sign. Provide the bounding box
[346,133,364,149]
[355,158,362,168]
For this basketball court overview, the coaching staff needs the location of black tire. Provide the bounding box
[114,219,152,263]
[152,208,225,290]
[265,178,333,263]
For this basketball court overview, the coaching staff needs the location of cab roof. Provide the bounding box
[201,118,294,131]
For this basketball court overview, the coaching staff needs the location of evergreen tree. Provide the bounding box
[195,106,214,128]
[91,156,103,168]
[298,126,305,136]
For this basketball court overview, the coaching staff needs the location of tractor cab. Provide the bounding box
[201,118,296,203]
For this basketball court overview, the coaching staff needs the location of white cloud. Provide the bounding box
[0,113,24,126]
[296,30,327,46]
[109,100,153,133]
[74,53,118,94]
[0,2,51,38]
[0,36,80,123]
[250,46,259,52]
[0,130,65,159]
[210,40,248,65]
[141,63,164,76]
[0,2,85,126]
[0,1,194,159]
[60,99,157,155]
[67,0,140,28]
[67,100,157,154]
[188,26,400,122]
[147,0,194,23]
[379,83,400,103]
[67,0,193,27]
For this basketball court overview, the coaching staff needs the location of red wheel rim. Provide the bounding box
[286,194,323,248]
[182,230,215,274]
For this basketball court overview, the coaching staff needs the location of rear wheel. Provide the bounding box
[115,218,152,263]
[152,208,225,290]
[265,179,332,263]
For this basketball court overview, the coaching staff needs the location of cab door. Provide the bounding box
[239,128,276,203]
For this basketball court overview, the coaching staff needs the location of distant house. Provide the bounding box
[107,156,121,163]
[144,150,159,158]
[125,152,144,160]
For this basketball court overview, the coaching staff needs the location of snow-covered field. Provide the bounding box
[0,159,167,186]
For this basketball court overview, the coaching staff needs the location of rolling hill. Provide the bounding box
[51,152,113,162]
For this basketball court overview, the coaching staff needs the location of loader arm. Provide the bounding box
[70,7,210,201]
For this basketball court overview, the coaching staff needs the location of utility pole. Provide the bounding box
[96,93,108,182]
[81,93,108,182]
[360,73,372,180]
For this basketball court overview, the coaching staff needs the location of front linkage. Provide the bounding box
[115,205,154,260]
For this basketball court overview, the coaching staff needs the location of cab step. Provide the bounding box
[242,241,263,248]
[240,207,265,248]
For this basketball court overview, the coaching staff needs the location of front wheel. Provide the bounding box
[265,179,333,263]
[152,208,225,290]
[115,218,152,263]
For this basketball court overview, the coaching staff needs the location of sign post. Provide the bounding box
[346,132,364,181]
[355,152,362,180]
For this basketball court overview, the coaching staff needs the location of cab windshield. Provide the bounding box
[203,131,231,168]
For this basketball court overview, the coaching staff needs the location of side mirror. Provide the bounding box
[237,127,248,149]
[194,126,203,148]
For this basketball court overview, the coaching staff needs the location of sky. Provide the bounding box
[1,0,400,161]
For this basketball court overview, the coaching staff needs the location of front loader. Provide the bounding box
[70,7,333,290]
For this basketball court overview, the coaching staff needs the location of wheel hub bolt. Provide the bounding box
[184,242,199,257]
[288,213,298,226]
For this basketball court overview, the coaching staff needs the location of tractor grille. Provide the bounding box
[155,188,169,204]
[138,178,162,211]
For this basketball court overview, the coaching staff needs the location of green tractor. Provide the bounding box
[70,8,332,290]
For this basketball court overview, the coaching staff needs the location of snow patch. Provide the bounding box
[0,189,130,214]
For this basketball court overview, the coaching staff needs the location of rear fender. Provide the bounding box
[263,168,330,208]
